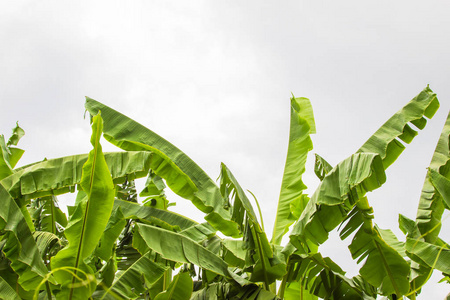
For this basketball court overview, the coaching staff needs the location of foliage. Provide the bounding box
[0,86,448,299]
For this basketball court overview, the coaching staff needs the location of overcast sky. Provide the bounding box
[1,1,449,298]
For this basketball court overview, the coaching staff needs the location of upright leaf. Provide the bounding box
[272,97,315,245]
[51,113,115,299]
[415,111,450,243]
[85,98,240,237]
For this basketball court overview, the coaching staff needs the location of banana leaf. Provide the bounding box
[154,271,193,300]
[272,96,315,245]
[340,198,410,296]
[99,250,168,300]
[415,111,450,243]
[2,151,152,206]
[405,111,450,295]
[30,196,67,235]
[0,183,50,291]
[134,223,232,279]
[289,153,386,251]
[191,282,279,300]
[85,98,240,237]
[0,276,21,300]
[282,253,376,300]
[406,238,450,274]
[51,113,115,299]
[357,86,439,168]
[220,163,286,286]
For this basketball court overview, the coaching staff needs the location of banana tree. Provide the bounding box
[0,86,448,299]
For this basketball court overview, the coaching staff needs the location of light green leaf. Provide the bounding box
[415,110,450,244]
[357,86,439,168]
[272,96,315,245]
[340,198,410,296]
[406,238,450,274]
[290,153,386,251]
[85,98,240,237]
[220,163,286,285]
[51,113,115,299]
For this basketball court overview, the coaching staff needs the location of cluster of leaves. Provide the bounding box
[0,86,449,299]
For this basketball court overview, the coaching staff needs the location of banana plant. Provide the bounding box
[0,86,448,299]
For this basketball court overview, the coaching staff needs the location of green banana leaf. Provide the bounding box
[0,135,14,180]
[289,153,386,251]
[114,199,198,231]
[282,253,376,300]
[0,183,50,291]
[415,110,450,243]
[404,111,450,295]
[340,198,410,296]
[134,223,232,279]
[191,282,280,300]
[99,251,168,300]
[406,238,450,274]
[2,151,152,206]
[219,163,286,286]
[314,153,333,181]
[357,86,439,168]
[272,96,315,245]
[85,98,240,237]
[94,206,127,261]
[33,231,61,260]
[154,271,193,300]
[29,196,67,236]
[0,276,21,300]
[51,113,115,299]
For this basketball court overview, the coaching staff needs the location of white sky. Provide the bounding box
[1,1,449,298]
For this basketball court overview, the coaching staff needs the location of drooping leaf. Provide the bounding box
[0,183,50,291]
[135,223,232,278]
[191,282,279,300]
[33,230,61,260]
[272,96,315,245]
[99,251,168,300]
[357,86,439,168]
[340,198,410,296]
[85,98,240,237]
[290,153,386,251]
[1,151,152,206]
[30,196,67,236]
[282,252,376,300]
[406,239,450,274]
[51,113,115,299]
